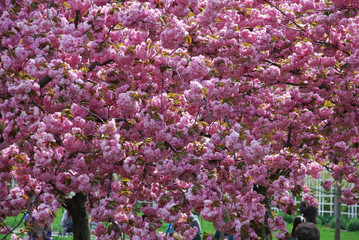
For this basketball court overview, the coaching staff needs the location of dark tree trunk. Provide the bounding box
[255,195,273,240]
[65,192,90,240]
[334,181,342,240]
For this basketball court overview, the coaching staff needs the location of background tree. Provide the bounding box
[1,0,359,239]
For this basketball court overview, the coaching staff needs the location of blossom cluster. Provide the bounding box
[1,0,359,239]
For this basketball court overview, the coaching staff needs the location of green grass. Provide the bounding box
[157,215,216,236]
[1,208,68,240]
[2,211,359,240]
[283,222,359,240]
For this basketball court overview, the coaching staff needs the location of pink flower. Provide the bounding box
[322,180,332,191]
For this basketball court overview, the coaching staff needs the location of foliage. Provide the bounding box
[284,222,359,240]
[317,215,334,227]
[278,212,295,224]
[1,0,359,239]
[329,216,349,230]
[346,218,359,232]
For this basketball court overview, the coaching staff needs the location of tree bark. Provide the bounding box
[334,181,342,240]
[219,231,224,240]
[255,195,273,240]
[65,192,91,240]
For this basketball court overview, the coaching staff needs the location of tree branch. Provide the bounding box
[1,192,43,239]
[264,59,281,68]
[107,172,113,198]
[74,10,81,29]
[315,40,351,56]
[39,75,53,88]
[286,123,293,148]
[164,141,177,153]
[263,0,305,32]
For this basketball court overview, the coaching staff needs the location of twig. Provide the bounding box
[161,79,164,114]
[1,192,43,240]
[132,169,147,215]
[315,40,351,56]
[149,48,163,62]
[30,101,45,113]
[286,123,293,148]
[47,2,60,37]
[0,218,11,233]
[109,218,124,240]
[107,172,113,198]
[164,141,177,153]
[224,115,231,127]
[168,66,189,89]
[39,75,53,88]
[263,0,305,32]
[87,59,115,73]
[203,98,223,139]
[208,26,215,35]
[164,190,192,240]
[43,54,51,63]
[72,99,106,123]
[115,118,127,122]
[13,120,26,140]
[54,156,65,175]
[74,10,81,29]
[194,105,202,122]
[264,59,281,68]
[98,59,115,66]
[165,2,175,14]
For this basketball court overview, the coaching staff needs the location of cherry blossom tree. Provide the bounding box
[1,0,359,239]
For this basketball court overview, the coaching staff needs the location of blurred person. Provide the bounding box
[295,222,320,240]
[24,214,52,240]
[291,216,306,240]
[300,202,318,224]
[60,210,73,235]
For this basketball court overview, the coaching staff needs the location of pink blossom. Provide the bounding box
[322,180,332,191]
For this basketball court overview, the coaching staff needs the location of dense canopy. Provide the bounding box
[1,0,359,239]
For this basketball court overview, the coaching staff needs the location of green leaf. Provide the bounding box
[185,34,192,45]
[52,16,61,24]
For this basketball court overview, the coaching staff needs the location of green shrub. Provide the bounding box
[329,217,348,230]
[317,215,333,227]
[278,212,295,224]
[346,218,359,232]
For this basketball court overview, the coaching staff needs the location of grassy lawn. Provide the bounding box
[2,211,359,240]
[1,208,69,240]
[284,222,359,240]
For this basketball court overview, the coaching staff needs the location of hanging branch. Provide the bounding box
[72,97,106,123]
[74,10,81,29]
[39,75,53,88]
[0,218,11,234]
[162,65,189,89]
[29,101,45,113]
[132,169,147,215]
[54,156,65,175]
[286,123,293,148]
[315,40,351,56]
[203,98,223,139]
[47,2,60,37]
[108,218,124,240]
[264,59,281,68]
[263,0,306,32]
[107,172,113,198]
[87,59,115,73]
[164,141,177,153]
[2,192,43,240]
[161,79,164,114]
